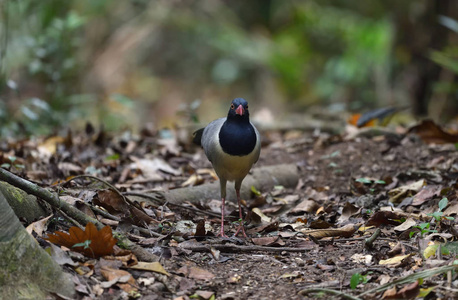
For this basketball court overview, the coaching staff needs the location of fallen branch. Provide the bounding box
[364,228,381,249]
[0,168,103,229]
[178,243,313,253]
[137,164,299,206]
[298,288,361,300]
[359,264,458,296]
[123,191,221,218]
[0,168,161,261]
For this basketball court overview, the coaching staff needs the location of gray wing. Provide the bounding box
[201,118,226,163]
[252,122,261,164]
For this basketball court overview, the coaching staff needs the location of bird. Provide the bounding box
[193,98,261,237]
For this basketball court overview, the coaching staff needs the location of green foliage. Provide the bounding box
[427,197,454,222]
[1,1,457,136]
[251,185,262,197]
[72,240,91,249]
[410,222,437,239]
[356,178,372,184]
[1,156,25,171]
[410,198,453,239]
[350,272,369,289]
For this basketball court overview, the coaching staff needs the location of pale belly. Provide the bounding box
[213,152,256,181]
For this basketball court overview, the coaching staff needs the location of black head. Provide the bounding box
[227,98,250,121]
[219,98,256,156]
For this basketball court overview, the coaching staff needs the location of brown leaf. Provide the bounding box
[290,199,319,214]
[194,219,206,239]
[129,261,170,276]
[45,222,117,258]
[366,211,405,226]
[26,215,52,237]
[383,281,420,299]
[408,120,458,144]
[251,236,280,246]
[302,224,358,238]
[94,189,129,215]
[338,202,361,223]
[100,266,137,293]
[126,205,158,227]
[411,185,440,206]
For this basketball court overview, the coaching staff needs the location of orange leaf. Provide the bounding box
[45,222,117,258]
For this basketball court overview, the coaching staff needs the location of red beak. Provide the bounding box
[235,104,244,116]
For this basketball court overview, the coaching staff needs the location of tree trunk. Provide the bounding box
[0,190,74,299]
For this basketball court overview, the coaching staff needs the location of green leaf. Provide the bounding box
[105,153,120,161]
[418,222,430,230]
[356,178,372,184]
[438,197,448,211]
[73,240,91,249]
[328,162,338,168]
[350,273,363,290]
[427,211,443,222]
[251,185,261,196]
[441,246,450,256]
[1,163,11,168]
[375,180,386,184]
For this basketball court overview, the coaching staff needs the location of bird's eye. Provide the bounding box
[246,105,249,109]
[231,104,235,109]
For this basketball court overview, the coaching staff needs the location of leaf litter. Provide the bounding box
[1,119,458,299]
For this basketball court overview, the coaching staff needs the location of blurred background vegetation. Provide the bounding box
[0,0,457,137]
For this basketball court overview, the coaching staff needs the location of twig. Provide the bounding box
[364,228,381,248]
[298,288,361,300]
[55,207,85,230]
[63,175,136,207]
[123,191,221,218]
[178,244,313,253]
[435,285,458,293]
[0,168,162,260]
[90,205,121,221]
[0,168,104,229]
[358,264,458,296]
[131,225,164,238]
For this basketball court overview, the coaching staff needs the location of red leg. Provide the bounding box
[217,197,228,238]
[234,189,247,238]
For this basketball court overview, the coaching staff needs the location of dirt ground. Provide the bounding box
[2,121,458,299]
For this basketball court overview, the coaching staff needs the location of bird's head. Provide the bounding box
[227,98,250,120]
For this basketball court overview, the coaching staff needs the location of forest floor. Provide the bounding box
[2,117,458,299]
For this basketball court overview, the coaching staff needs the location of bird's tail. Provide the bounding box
[192,128,204,146]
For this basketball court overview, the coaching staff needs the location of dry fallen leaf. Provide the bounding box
[94,189,129,215]
[26,215,52,237]
[301,224,358,238]
[383,281,420,299]
[393,218,416,232]
[129,261,170,276]
[45,222,117,258]
[388,179,425,203]
[408,119,458,144]
[100,266,137,293]
[379,254,411,265]
[251,236,281,246]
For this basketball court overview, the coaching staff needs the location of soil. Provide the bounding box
[2,123,458,299]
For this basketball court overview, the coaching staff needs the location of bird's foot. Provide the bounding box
[217,228,229,238]
[233,223,248,238]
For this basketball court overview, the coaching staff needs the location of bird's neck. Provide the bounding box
[219,118,256,156]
